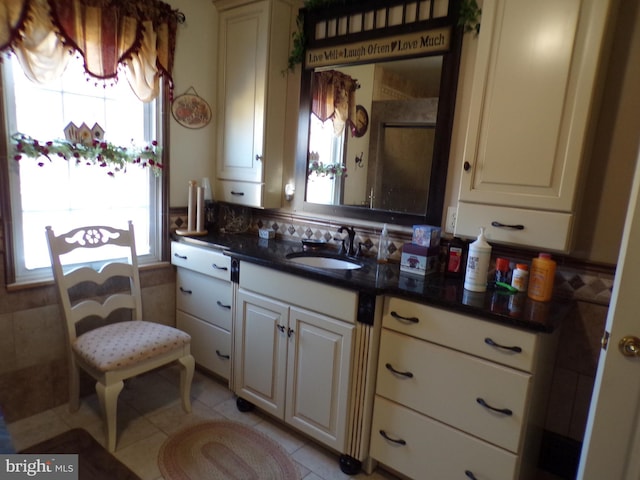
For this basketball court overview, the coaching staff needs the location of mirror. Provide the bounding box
[294,2,463,226]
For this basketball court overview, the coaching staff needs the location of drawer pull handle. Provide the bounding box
[179,287,192,294]
[212,263,228,271]
[216,300,231,310]
[287,327,295,338]
[379,430,406,445]
[385,363,414,378]
[476,397,513,416]
[491,221,525,230]
[390,311,419,324]
[174,253,187,260]
[230,190,245,196]
[484,337,522,353]
[216,350,230,360]
[465,471,478,480]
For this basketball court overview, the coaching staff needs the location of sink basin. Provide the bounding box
[286,253,362,270]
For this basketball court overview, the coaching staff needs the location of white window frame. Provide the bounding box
[2,56,165,285]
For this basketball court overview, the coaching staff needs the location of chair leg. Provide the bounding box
[68,361,81,413]
[177,354,195,413]
[96,380,124,452]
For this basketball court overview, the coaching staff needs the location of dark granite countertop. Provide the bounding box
[173,232,573,333]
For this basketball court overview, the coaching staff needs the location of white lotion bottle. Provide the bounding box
[377,223,390,263]
[464,227,492,292]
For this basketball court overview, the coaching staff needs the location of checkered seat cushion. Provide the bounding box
[72,321,191,372]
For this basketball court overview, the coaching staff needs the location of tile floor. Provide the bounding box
[6,366,563,480]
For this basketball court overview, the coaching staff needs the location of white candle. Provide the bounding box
[187,180,197,231]
[196,186,205,232]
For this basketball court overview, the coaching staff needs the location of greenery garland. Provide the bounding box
[308,160,348,179]
[11,133,163,176]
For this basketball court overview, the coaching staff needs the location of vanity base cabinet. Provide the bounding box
[234,263,357,453]
[370,297,558,480]
[171,242,232,381]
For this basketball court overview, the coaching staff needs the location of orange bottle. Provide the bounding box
[527,253,556,302]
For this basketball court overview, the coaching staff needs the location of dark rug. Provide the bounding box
[20,428,140,480]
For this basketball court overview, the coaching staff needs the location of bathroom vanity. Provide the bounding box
[171,232,569,478]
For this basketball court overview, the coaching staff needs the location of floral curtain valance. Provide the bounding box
[312,70,358,136]
[0,0,183,102]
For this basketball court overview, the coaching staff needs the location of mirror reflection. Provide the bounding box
[305,56,443,216]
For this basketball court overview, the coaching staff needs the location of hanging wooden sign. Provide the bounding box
[305,26,451,69]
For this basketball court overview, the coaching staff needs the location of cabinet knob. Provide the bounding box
[465,471,478,480]
[463,161,472,171]
[255,154,263,162]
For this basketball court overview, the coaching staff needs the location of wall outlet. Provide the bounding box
[445,206,457,234]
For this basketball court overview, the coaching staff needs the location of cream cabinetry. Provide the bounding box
[171,242,232,380]
[456,0,615,252]
[214,0,294,208]
[370,297,557,479]
[234,262,356,452]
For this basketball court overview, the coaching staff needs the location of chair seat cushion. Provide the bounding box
[72,321,191,372]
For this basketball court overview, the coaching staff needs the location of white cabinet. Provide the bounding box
[214,0,294,208]
[234,262,356,452]
[370,297,558,480]
[171,242,232,380]
[456,0,616,251]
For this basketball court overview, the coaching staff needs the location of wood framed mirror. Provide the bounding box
[293,0,464,226]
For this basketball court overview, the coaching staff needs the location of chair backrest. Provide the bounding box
[46,221,143,343]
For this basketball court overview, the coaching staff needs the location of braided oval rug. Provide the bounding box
[158,420,299,479]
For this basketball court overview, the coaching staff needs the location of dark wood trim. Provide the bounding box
[0,67,16,285]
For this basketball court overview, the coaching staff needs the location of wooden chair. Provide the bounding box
[46,221,194,452]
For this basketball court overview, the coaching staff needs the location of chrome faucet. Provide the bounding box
[337,225,356,256]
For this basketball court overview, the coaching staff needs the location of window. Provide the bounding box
[2,54,165,284]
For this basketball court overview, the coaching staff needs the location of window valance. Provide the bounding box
[0,0,183,102]
[311,70,358,137]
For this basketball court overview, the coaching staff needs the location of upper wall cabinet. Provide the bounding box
[214,0,295,208]
[455,0,616,252]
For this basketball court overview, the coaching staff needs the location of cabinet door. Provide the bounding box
[459,0,613,211]
[216,2,267,183]
[285,307,354,452]
[234,289,288,418]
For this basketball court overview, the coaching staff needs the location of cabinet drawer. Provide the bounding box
[384,297,538,372]
[370,396,518,480]
[377,329,531,453]
[176,268,232,331]
[217,180,263,208]
[171,242,231,281]
[177,311,231,380]
[455,202,573,252]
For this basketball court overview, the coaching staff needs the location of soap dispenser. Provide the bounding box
[464,227,492,292]
[377,224,390,264]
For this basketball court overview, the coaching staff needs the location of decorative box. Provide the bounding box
[412,225,441,247]
[400,243,439,276]
[259,228,275,239]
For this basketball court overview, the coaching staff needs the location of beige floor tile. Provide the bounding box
[6,409,69,451]
[213,396,264,426]
[291,442,351,480]
[253,417,307,454]
[115,430,167,480]
[146,398,225,435]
